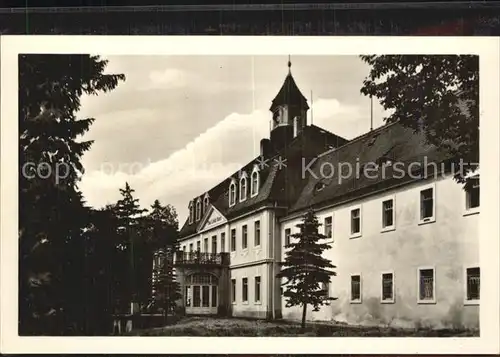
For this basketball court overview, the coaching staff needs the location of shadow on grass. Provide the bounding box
[127,316,479,337]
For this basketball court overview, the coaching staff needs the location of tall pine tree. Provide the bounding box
[114,182,147,310]
[277,209,337,329]
[18,54,125,335]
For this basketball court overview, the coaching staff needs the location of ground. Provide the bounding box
[129,316,479,337]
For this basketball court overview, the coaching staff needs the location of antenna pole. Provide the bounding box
[310,90,313,126]
[370,95,373,131]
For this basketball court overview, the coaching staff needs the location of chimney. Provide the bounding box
[260,138,272,158]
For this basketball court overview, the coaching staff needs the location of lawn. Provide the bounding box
[130,316,479,337]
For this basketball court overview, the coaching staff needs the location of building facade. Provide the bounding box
[175,62,480,329]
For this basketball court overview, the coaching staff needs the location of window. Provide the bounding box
[242,225,248,249]
[202,285,210,307]
[319,282,329,298]
[196,199,202,221]
[240,176,247,201]
[231,279,236,303]
[255,276,261,302]
[182,245,186,252]
[221,232,226,252]
[420,187,434,222]
[466,267,480,302]
[188,202,194,224]
[381,272,394,302]
[189,243,193,252]
[465,177,480,211]
[196,241,201,252]
[230,228,236,252]
[203,196,209,212]
[324,216,332,239]
[418,268,435,303]
[382,199,394,229]
[242,277,248,302]
[229,181,236,206]
[251,170,259,196]
[203,238,208,252]
[350,275,361,302]
[211,285,218,307]
[193,286,201,307]
[285,228,291,246]
[254,220,261,246]
[211,235,217,253]
[351,208,361,236]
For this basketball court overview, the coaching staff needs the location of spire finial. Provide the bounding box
[287,55,291,73]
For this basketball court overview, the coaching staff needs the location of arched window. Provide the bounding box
[251,167,259,197]
[229,180,236,207]
[195,199,202,221]
[203,194,209,212]
[239,174,247,202]
[189,202,194,224]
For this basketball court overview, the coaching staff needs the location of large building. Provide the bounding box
[174,61,480,329]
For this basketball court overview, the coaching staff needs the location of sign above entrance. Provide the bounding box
[197,205,227,232]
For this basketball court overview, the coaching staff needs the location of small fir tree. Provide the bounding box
[277,209,337,329]
[151,250,182,323]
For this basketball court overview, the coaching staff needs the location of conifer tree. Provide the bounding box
[114,182,147,310]
[277,209,337,329]
[18,54,125,334]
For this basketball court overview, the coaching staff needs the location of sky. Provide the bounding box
[77,55,389,225]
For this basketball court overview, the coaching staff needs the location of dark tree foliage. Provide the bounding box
[18,54,125,335]
[277,209,337,329]
[360,55,479,184]
[147,200,180,316]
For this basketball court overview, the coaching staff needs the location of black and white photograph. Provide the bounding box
[1,36,499,354]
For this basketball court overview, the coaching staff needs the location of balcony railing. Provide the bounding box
[174,251,229,266]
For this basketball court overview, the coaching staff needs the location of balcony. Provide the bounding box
[174,251,229,267]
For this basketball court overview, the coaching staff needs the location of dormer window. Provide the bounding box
[251,167,260,197]
[203,194,209,212]
[229,180,237,207]
[240,173,248,202]
[188,202,194,224]
[195,199,202,221]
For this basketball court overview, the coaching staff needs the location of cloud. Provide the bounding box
[79,97,389,224]
[144,68,197,90]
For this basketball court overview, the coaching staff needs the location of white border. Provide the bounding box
[349,205,362,238]
[1,36,499,354]
[380,195,396,232]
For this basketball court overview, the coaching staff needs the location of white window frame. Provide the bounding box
[418,183,436,225]
[188,202,194,224]
[231,278,237,304]
[242,277,249,304]
[239,172,248,202]
[349,205,362,239]
[229,179,237,207]
[324,215,333,240]
[230,228,237,253]
[350,273,362,304]
[463,176,480,216]
[254,220,261,247]
[463,265,480,305]
[195,198,202,221]
[380,270,395,303]
[242,224,248,250]
[284,228,291,247]
[203,193,210,213]
[250,166,260,197]
[381,195,396,233]
[254,276,262,304]
[417,266,436,304]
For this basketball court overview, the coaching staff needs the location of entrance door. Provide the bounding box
[185,273,218,315]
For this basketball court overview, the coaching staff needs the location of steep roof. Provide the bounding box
[270,72,309,111]
[179,125,343,238]
[290,121,452,214]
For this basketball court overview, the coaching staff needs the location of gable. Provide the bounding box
[197,204,227,233]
